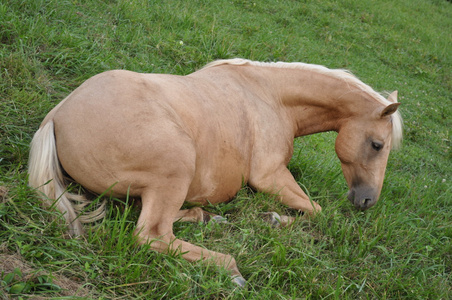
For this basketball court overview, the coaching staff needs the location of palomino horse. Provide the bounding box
[28,58,402,285]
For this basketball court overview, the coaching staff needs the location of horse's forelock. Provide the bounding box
[390,110,403,150]
[378,92,403,150]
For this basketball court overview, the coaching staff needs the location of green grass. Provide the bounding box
[1,0,451,298]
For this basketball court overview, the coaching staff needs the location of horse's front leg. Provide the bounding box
[249,166,322,216]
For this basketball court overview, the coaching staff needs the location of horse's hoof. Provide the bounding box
[261,212,297,227]
[232,276,246,287]
[211,215,228,224]
[261,212,282,227]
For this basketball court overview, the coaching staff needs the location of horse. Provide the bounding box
[28,58,402,286]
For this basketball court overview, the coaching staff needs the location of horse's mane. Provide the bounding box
[203,58,403,149]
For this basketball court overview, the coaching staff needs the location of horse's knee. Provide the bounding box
[305,202,322,216]
[189,207,206,222]
[134,215,175,247]
[135,229,175,253]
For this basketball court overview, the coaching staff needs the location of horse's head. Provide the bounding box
[335,91,401,210]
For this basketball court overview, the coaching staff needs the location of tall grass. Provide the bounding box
[1,0,450,299]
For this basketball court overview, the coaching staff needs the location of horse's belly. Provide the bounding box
[186,175,244,205]
[186,157,249,205]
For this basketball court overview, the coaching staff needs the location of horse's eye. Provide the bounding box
[372,142,383,151]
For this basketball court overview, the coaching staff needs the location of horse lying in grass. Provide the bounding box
[28,58,402,286]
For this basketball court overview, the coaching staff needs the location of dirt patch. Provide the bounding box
[0,187,94,298]
[0,252,93,299]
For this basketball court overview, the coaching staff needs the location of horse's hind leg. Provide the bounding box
[174,208,227,224]
[135,184,243,284]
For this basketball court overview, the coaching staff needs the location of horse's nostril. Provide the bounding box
[352,186,378,210]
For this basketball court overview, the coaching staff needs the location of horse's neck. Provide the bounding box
[262,67,360,137]
[199,64,366,138]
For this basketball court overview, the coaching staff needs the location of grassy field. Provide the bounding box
[1,0,451,299]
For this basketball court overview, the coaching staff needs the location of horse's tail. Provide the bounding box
[28,120,106,236]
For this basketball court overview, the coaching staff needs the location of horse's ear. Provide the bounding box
[380,103,401,118]
[387,90,398,103]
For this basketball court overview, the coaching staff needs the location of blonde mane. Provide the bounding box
[203,58,403,149]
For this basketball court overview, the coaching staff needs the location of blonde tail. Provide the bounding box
[28,121,86,236]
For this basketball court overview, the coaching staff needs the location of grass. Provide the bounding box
[0,0,451,298]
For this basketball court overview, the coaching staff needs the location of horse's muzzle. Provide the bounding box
[347,186,378,210]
